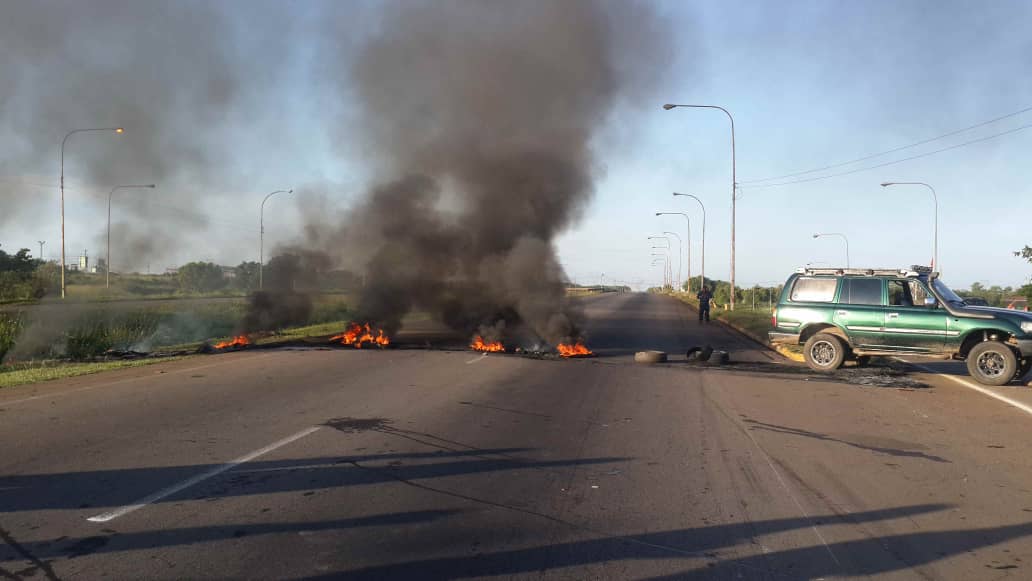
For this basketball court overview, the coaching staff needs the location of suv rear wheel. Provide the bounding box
[966,341,1018,386]
[804,333,846,371]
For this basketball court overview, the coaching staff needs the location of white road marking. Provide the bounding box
[466,353,489,365]
[1,352,275,407]
[739,415,842,569]
[86,425,321,523]
[909,362,1032,417]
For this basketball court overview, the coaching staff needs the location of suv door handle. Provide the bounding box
[887,313,899,319]
[836,310,848,316]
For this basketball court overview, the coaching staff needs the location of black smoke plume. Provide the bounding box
[299,0,671,345]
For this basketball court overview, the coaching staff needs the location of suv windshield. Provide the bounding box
[932,278,965,306]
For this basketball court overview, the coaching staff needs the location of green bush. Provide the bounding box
[0,313,21,361]
[178,262,227,293]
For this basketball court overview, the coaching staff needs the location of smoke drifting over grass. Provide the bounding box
[0,0,295,270]
[304,0,671,345]
[1,0,671,351]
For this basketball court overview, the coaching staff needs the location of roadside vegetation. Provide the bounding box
[0,294,356,389]
[0,357,184,390]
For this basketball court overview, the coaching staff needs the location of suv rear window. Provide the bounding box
[790,277,837,302]
[840,278,883,305]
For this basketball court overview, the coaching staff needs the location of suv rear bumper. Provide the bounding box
[769,331,800,345]
[1017,339,1032,357]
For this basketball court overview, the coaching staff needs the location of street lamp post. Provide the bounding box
[649,235,671,287]
[651,257,669,287]
[881,182,938,271]
[107,184,156,288]
[60,127,124,298]
[812,233,850,268]
[663,104,736,309]
[673,193,706,292]
[259,189,293,290]
[662,231,683,292]
[656,212,693,293]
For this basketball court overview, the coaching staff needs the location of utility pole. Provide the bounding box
[259,189,293,290]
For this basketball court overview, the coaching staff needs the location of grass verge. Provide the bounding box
[0,357,184,390]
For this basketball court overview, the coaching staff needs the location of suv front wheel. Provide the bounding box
[966,341,1018,386]
[804,333,846,371]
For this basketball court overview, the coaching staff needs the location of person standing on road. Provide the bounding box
[697,286,713,323]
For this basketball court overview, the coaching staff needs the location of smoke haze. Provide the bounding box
[0,0,299,270]
[304,0,671,344]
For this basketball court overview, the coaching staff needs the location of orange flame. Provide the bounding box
[557,340,593,357]
[214,335,250,349]
[330,322,390,349]
[470,335,505,352]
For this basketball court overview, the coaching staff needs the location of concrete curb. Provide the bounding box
[715,318,805,363]
[664,292,804,363]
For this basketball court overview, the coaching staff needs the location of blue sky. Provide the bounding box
[2,0,1031,290]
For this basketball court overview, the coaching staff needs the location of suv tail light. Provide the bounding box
[771,308,778,328]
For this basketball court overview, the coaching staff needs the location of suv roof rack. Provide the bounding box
[795,267,932,278]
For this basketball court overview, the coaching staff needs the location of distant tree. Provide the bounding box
[1015,246,1032,263]
[177,262,226,293]
[0,247,39,274]
[233,261,260,291]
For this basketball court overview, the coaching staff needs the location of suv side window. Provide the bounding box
[888,280,912,306]
[908,279,932,306]
[790,277,837,302]
[840,277,883,305]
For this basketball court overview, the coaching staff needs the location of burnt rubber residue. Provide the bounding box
[323,417,392,434]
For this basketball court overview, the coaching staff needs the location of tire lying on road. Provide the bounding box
[634,350,668,364]
[1017,357,1032,382]
[803,332,846,372]
[966,341,1018,387]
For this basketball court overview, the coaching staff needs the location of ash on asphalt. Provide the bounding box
[587,355,932,390]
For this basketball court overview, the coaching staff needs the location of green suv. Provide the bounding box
[769,266,1032,386]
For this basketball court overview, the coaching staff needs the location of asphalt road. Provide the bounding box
[3,292,1032,580]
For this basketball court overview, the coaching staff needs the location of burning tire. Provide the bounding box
[634,350,667,364]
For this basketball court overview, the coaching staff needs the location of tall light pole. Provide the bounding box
[107,184,156,288]
[649,234,671,284]
[651,256,670,287]
[38,241,45,261]
[259,189,293,290]
[812,233,850,268]
[657,212,692,292]
[663,104,736,309]
[881,181,938,271]
[651,236,671,287]
[673,193,706,292]
[60,127,124,298]
[662,231,683,292]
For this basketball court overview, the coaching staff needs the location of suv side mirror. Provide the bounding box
[924,296,937,307]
